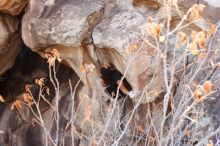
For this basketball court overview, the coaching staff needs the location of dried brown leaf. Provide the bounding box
[147,22,161,38]
[208,23,215,36]
[47,57,56,67]
[80,65,86,73]
[203,81,213,94]
[194,89,203,102]
[35,78,45,87]
[11,100,23,110]
[190,4,205,19]
[52,48,62,62]
[15,100,22,110]
[23,93,32,103]
[52,48,60,58]
[179,32,187,44]
[0,95,5,102]
[197,31,206,49]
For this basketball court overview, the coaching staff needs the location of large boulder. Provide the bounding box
[0,13,22,76]
[92,0,164,102]
[0,0,218,145]
[22,0,104,50]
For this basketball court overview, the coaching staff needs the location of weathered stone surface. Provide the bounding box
[92,0,165,102]
[0,13,22,76]
[22,0,104,50]
[1,0,220,146]
[0,0,28,15]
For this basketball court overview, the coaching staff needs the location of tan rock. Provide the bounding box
[0,0,28,15]
[22,0,104,50]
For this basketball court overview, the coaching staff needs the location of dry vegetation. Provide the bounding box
[1,1,220,146]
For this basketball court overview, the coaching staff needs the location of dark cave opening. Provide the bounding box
[0,45,82,146]
[0,45,80,103]
[99,63,132,99]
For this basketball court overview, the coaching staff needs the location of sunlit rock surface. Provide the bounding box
[92,0,164,102]
[0,0,220,145]
[22,0,104,50]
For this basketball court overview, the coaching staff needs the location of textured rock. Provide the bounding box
[0,0,28,15]
[92,0,165,102]
[204,0,220,8]
[22,0,104,50]
[0,13,22,76]
[1,0,220,145]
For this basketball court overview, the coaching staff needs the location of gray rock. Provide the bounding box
[22,0,104,50]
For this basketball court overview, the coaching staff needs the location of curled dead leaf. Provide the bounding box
[0,95,5,102]
[178,32,187,44]
[194,89,203,102]
[52,48,62,62]
[203,81,213,94]
[208,23,215,36]
[190,4,205,19]
[23,93,32,103]
[11,100,22,110]
[147,22,161,38]
[47,57,56,67]
[35,78,45,87]
[52,48,60,58]
[80,65,86,73]
[197,31,206,49]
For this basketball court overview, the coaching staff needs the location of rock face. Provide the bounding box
[92,0,164,101]
[1,0,220,146]
[0,0,28,15]
[0,13,22,75]
[22,0,104,50]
